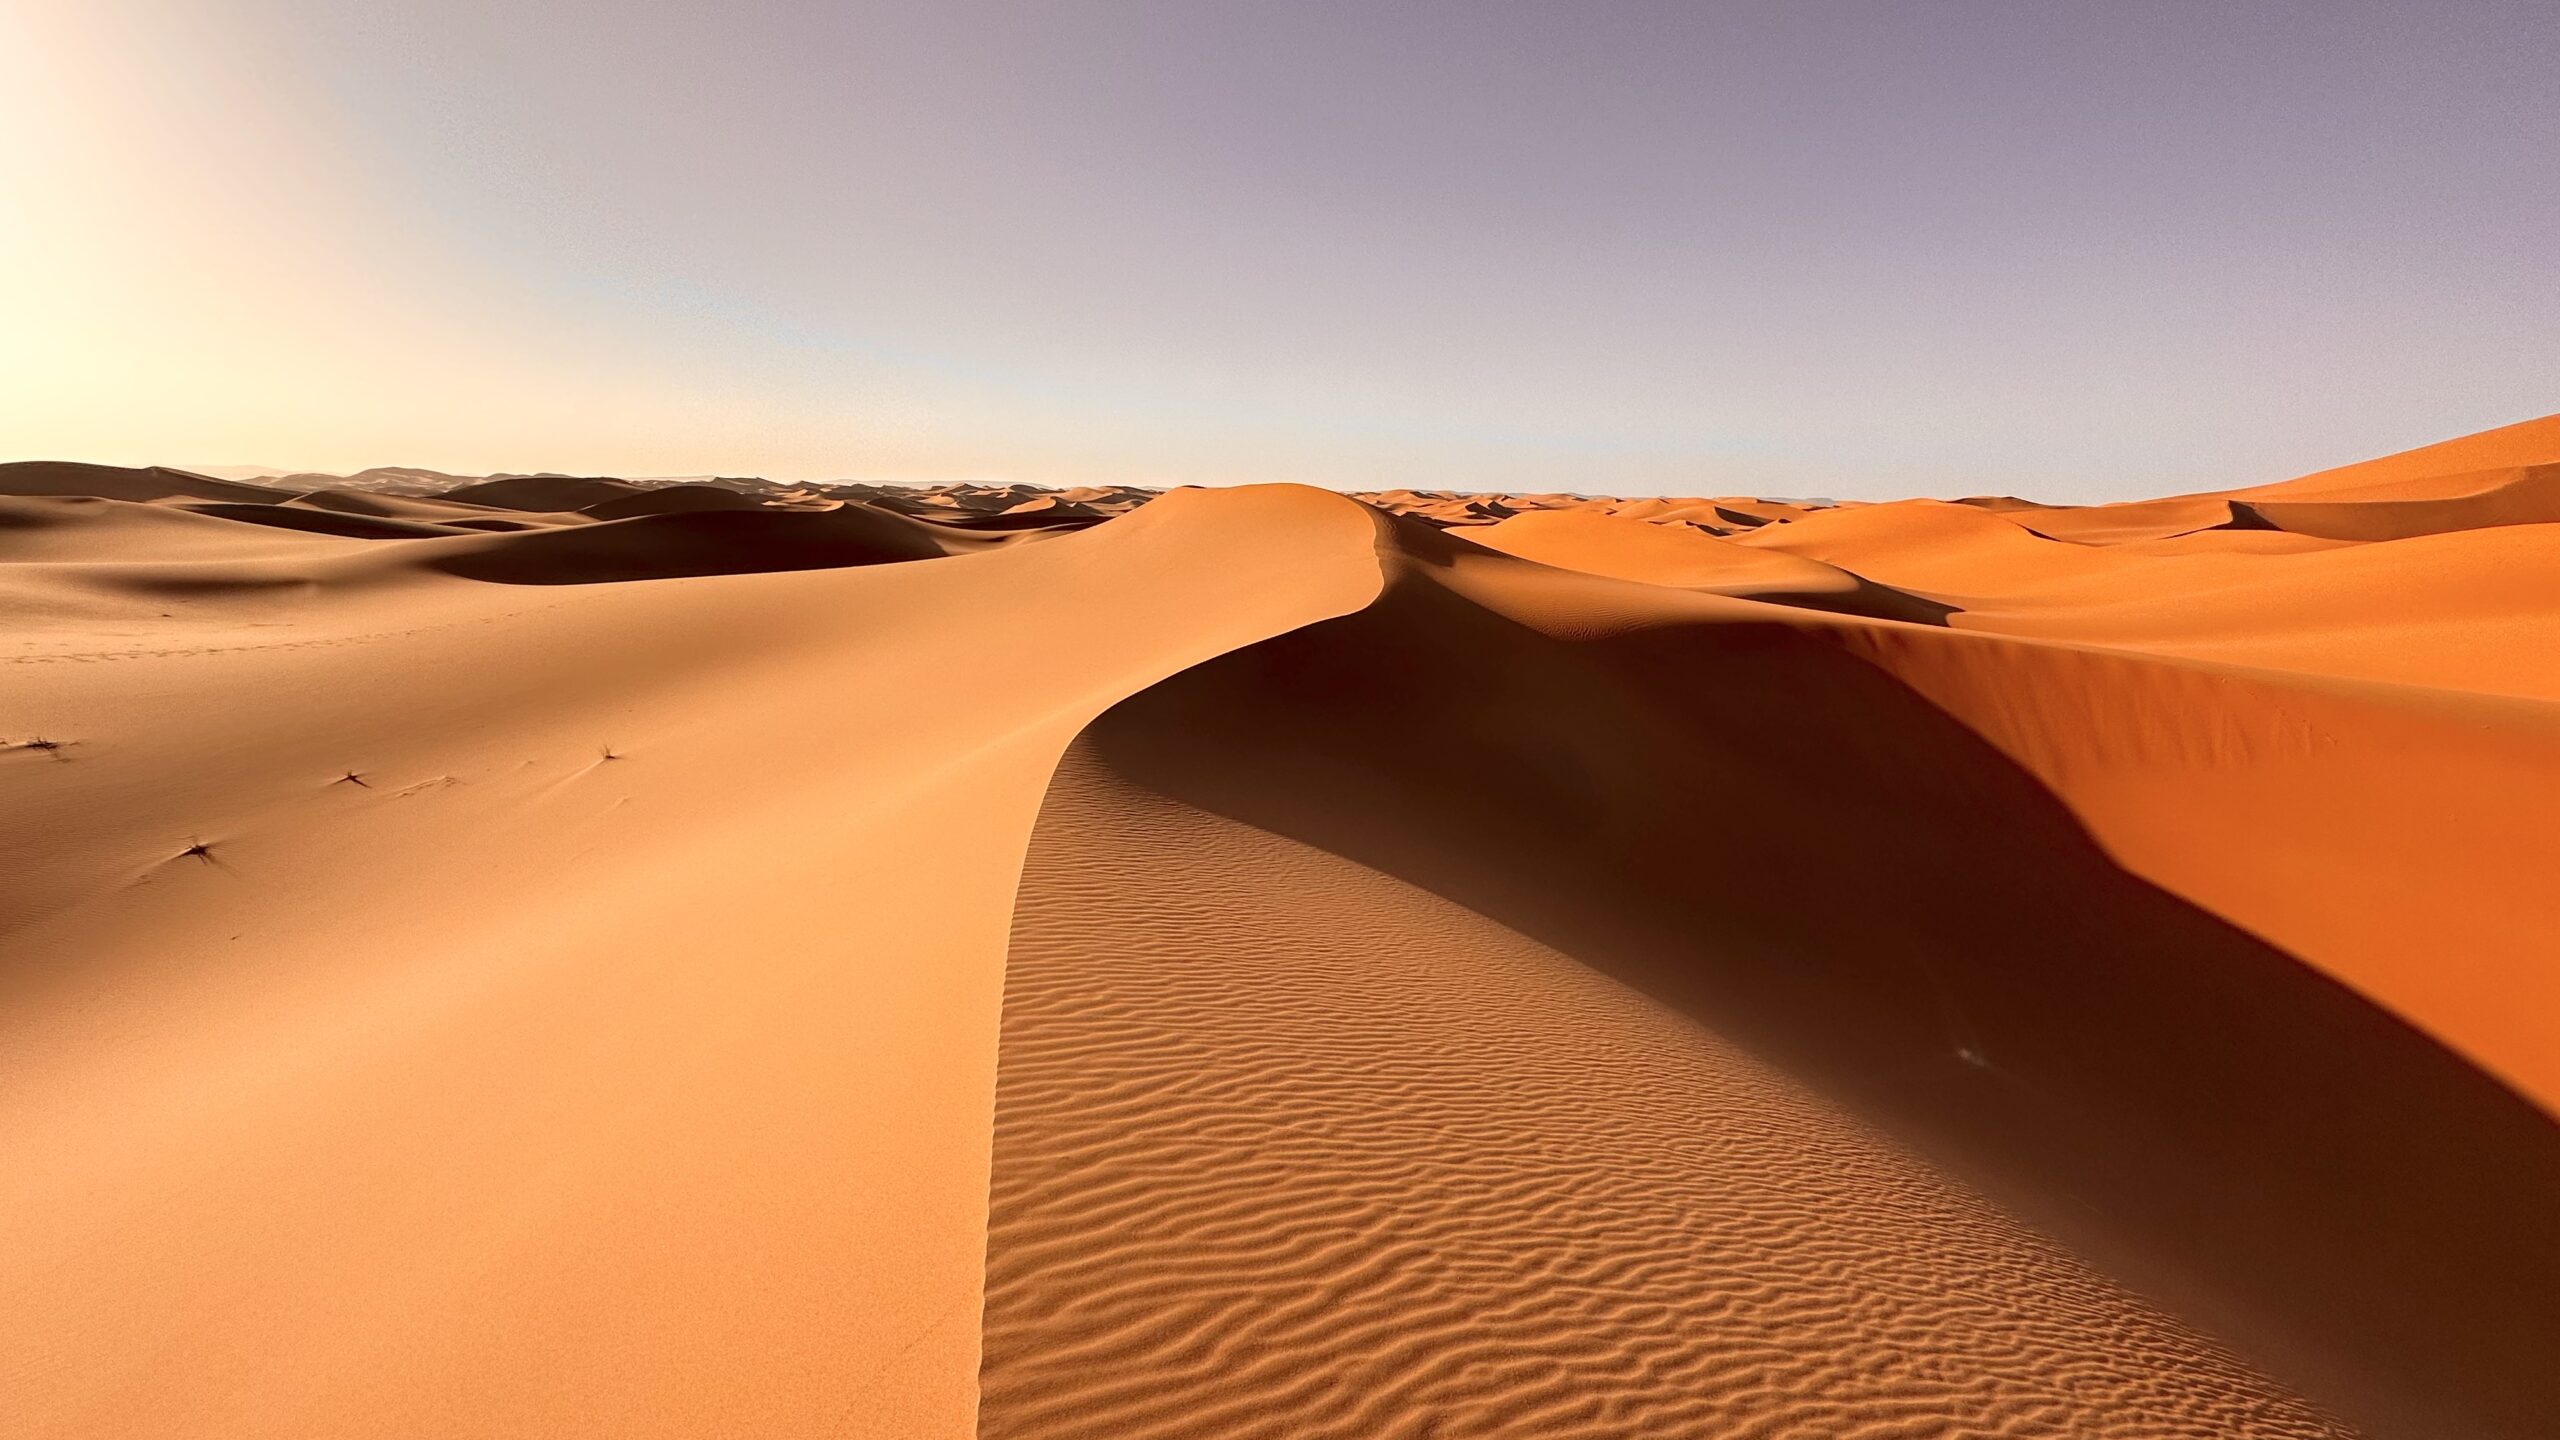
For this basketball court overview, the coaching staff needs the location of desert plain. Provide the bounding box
[6,415,2560,1439]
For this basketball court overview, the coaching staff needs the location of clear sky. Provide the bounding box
[5,1,2553,500]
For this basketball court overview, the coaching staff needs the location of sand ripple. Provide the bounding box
[979,751,2349,1439]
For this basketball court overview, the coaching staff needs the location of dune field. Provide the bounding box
[5,415,2560,1439]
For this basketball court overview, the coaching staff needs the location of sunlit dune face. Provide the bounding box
[5,9,2560,1429]
[6,409,2560,1439]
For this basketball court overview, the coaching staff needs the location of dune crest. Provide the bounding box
[5,419,2558,1438]
[1,482,1381,1437]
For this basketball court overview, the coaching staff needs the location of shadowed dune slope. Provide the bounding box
[1818,629,2560,1095]
[580,483,769,518]
[439,474,653,512]
[0,460,300,505]
[0,494,347,564]
[982,750,2350,1440]
[282,488,557,523]
[2234,464,2560,540]
[178,500,468,540]
[422,503,967,583]
[8,421,2560,1439]
[981,527,2560,1439]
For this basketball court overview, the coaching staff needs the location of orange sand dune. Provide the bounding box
[1,459,302,505]
[281,487,555,523]
[1935,524,2560,700]
[419,503,976,583]
[2,483,1379,1437]
[984,752,2350,1439]
[982,523,2559,1438]
[579,482,770,518]
[439,473,656,511]
[6,420,2559,1439]
[1977,494,2247,543]
[2223,411,2560,501]
[2235,465,2560,541]
[1472,508,1951,622]
[1475,506,1849,591]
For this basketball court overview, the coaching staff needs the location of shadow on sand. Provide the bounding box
[1079,571,2560,1439]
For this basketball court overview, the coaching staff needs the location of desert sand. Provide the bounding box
[5,419,2559,1439]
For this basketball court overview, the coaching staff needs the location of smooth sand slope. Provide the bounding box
[0,470,1379,1437]
[5,419,2560,1439]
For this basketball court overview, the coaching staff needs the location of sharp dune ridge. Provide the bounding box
[1,415,2557,1439]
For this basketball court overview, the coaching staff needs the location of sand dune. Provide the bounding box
[422,504,973,584]
[439,473,657,512]
[579,483,770,518]
[1,459,302,506]
[1979,494,2248,543]
[1002,521,2560,1436]
[984,752,2348,1439]
[1471,507,1953,622]
[5,417,2558,1438]
[2,483,1379,1438]
[281,488,543,523]
[2221,412,2560,501]
[2232,465,2560,541]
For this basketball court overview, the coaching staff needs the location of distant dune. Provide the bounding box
[5,418,2558,1439]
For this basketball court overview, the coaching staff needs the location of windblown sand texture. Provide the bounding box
[5,417,2559,1439]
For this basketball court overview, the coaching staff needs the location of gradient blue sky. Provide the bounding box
[5,1,2554,499]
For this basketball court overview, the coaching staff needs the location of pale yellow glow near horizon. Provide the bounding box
[0,3,967,482]
[9,2,2553,499]
[0,6,1918,496]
